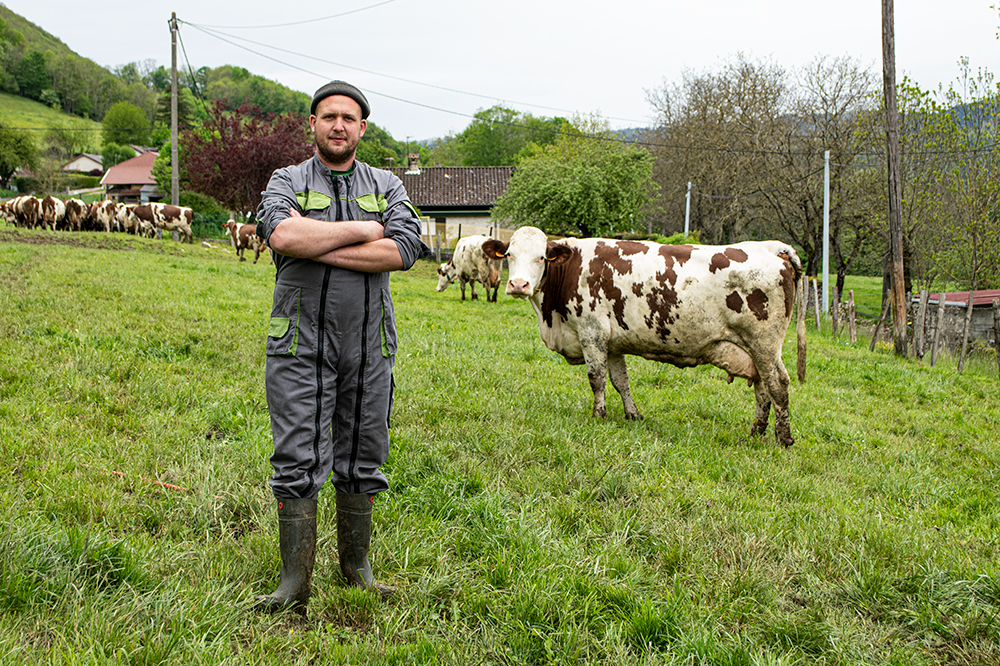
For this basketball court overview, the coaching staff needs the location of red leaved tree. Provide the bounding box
[180,100,313,214]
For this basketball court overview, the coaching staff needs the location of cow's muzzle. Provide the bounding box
[506,279,531,298]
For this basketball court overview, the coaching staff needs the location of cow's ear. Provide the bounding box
[481,239,508,260]
[545,242,573,265]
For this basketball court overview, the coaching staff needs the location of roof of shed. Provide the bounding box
[927,289,1000,307]
[385,166,513,208]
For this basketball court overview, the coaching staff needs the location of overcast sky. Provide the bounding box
[4,0,998,141]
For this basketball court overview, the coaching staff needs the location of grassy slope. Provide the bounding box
[0,229,998,665]
[0,92,103,151]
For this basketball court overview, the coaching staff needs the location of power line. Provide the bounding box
[183,21,650,126]
[193,0,402,30]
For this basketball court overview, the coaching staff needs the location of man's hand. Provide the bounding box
[268,209,384,258]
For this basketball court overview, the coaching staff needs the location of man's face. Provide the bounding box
[310,95,367,168]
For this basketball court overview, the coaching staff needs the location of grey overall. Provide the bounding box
[257,156,427,499]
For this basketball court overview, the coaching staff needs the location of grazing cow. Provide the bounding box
[12,195,41,228]
[436,234,503,302]
[129,203,159,238]
[153,204,194,243]
[90,200,119,233]
[222,219,266,262]
[63,198,90,231]
[39,196,66,231]
[483,227,802,448]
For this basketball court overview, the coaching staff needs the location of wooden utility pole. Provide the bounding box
[170,13,179,206]
[882,0,907,356]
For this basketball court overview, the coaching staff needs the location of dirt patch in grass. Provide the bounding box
[0,229,193,255]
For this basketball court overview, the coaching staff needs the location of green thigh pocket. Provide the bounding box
[266,285,301,356]
[380,289,397,358]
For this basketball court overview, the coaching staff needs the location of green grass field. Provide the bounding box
[1,227,998,665]
[0,92,102,148]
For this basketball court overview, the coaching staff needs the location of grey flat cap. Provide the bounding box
[310,80,370,118]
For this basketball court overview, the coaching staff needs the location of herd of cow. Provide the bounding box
[438,227,804,448]
[1,195,195,243]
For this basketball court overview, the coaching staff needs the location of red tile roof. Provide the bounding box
[385,166,513,208]
[100,151,158,186]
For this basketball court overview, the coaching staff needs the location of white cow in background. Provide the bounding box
[436,234,502,302]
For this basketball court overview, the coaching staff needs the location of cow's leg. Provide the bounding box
[470,280,478,300]
[767,359,794,448]
[750,380,771,438]
[752,355,793,448]
[578,325,610,419]
[459,280,467,301]
[608,353,642,420]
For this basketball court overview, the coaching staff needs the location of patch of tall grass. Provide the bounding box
[1,229,998,664]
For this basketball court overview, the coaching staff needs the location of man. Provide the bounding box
[255,80,428,612]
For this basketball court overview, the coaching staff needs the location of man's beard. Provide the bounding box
[315,134,358,165]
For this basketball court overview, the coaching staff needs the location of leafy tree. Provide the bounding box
[0,123,36,189]
[154,87,198,130]
[172,100,313,214]
[102,101,151,146]
[357,122,403,167]
[492,116,659,237]
[14,50,48,99]
[101,143,135,170]
[458,105,564,166]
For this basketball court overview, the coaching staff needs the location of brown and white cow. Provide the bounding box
[62,198,90,231]
[153,204,194,243]
[128,203,159,238]
[39,196,66,231]
[221,219,266,262]
[483,226,802,447]
[436,234,503,302]
[90,200,119,233]
[13,195,41,228]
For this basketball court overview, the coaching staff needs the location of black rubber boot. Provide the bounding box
[256,498,317,614]
[336,493,394,599]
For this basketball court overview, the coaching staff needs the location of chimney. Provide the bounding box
[406,154,420,174]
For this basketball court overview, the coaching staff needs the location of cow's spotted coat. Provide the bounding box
[484,226,802,447]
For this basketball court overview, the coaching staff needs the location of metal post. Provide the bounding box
[684,182,692,237]
[822,150,830,313]
[170,13,179,207]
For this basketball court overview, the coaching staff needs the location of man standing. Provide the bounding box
[255,80,428,612]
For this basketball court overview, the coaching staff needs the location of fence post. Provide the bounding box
[831,288,840,338]
[813,278,821,330]
[930,294,946,367]
[914,289,929,359]
[848,290,857,343]
[870,297,891,352]
[958,291,975,374]
[993,299,1000,380]
[796,273,807,383]
[435,231,442,264]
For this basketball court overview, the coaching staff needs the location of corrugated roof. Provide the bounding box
[100,151,158,186]
[927,289,1000,307]
[385,166,513,208]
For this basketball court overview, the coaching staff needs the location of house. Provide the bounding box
[62,153,103,174]
[386,155,514,248]
[912,289,1000,348]
[100,151,163,204]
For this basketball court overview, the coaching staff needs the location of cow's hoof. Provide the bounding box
[625,412,644,421]
[749,420,768,438]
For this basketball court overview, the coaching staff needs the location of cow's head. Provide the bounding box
[483,227,572,299]
[436,262,457,292]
